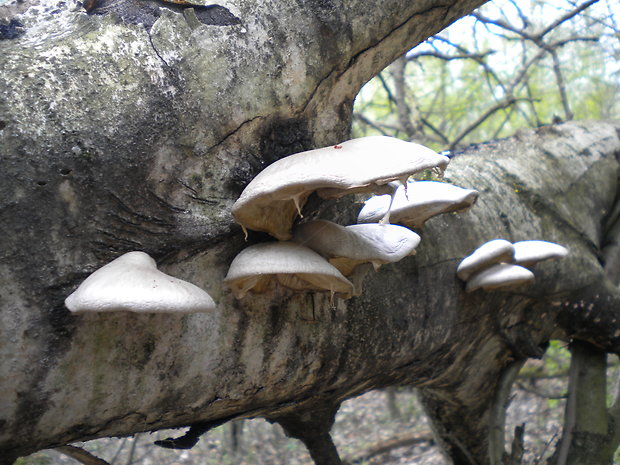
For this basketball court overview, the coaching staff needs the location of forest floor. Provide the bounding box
[19,351,585,465]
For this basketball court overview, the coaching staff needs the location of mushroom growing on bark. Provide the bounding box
[232,136,449,240]
[512,240,569,267]
[293,219,420,275]
[357,180,479,228]
[65,251,216,313]
[456,239,515,281]
[223,241,354,299]
[293,220,421,296]
[458,239,568,293]
[465,263,535,292]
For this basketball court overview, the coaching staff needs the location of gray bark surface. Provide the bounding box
[1,1,620,464]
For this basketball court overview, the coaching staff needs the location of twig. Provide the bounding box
[449,97,527,150]
[352,112,397,136]
[341,431,434,465]
[55,445,111,465]
[540,0,600,38]
[489,361,526,465]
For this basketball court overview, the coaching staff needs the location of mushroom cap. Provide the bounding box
[223,241,354,299]
[465,263,535,292]
[512,240,568,267]
[357,180,479,228]
[232,136,450,240]
[293,220,420,275]
[65,251,216,313]
[456,239,515,281]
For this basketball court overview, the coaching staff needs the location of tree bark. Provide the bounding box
[1,1,620,464]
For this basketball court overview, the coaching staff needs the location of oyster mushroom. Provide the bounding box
[512,240,569,267]
[223,242,354,299]
[466,263,535,292]
[456,239,515,281]
[293,220,420,275]
[357,180,478,228]
[232,136,449,240]
[65,251,216,313]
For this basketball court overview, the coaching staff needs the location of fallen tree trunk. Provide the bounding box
[1,1,620,464]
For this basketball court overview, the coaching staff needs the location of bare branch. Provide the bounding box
[549,49,574,120]
[449,97,529,150]
[489,360,526,465]
[555,341,609,465]
[408,50,494,61]
[55,445,112,465]
[341,431,434,465]
[352,112,399,136]
[390,56,421,139]
[540,0,601,38]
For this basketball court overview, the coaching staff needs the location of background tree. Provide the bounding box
[353,0,619,151]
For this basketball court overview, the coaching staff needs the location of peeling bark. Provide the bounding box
[1,1,620,464]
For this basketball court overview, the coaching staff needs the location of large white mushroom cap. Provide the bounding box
[512,240,569,267]
[456,239,515,281]
[357,180,478,228]
[466,263,535,292]
[65,251,216,313]
[232,136,449,240]
[293,220,420,275]
[223,242,354,299]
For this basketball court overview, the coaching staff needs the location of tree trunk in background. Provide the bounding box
[1,1,620,464]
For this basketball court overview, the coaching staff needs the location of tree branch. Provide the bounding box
[554,341,609,465]
[55,446,111,465]
[341,431,434,465]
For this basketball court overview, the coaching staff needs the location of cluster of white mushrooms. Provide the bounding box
[224,135,479,300]
[64,135,568,314]
[457,239,568,292]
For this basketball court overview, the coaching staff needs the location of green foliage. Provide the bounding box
[13,453,53,465]
[353,0,620,151]
[544,340,571,376]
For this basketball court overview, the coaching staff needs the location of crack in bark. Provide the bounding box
[146,29,172,69]
[176,179,218,205]
[205,115,266,153]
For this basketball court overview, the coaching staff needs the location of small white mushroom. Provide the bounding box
[65,251,216,313]
[293,220,420,276]
[232,136,450,240]
[466,263,535,292]
[456,239,515,281]
[223,242,354,299]
[357,180,479,228]
[512,240,569,267]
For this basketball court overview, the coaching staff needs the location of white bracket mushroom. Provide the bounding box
[457,239,568,293]
[232,136,449,240]
[512,240,569,267]
[358,180,479,229]
[456,239,515,281]
[292,219,420,274]
[465,263,535,292]
[65,251,216,313]
[223,242,354,299]
[293,219,421,295]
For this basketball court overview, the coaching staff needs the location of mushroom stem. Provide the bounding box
[379,184,399,224]
[400,175,410,200]
[293,194,304,217]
